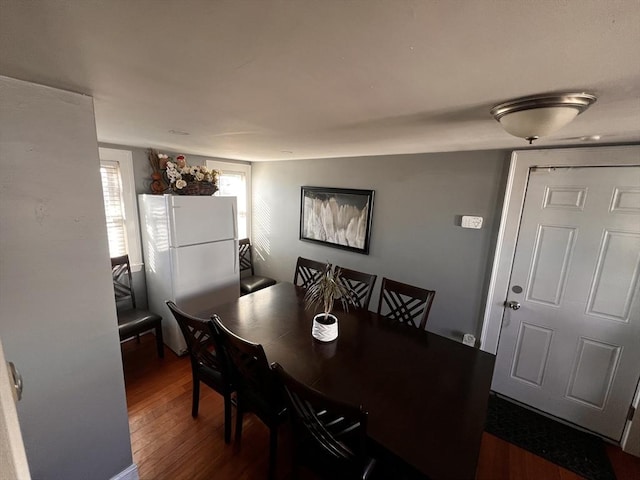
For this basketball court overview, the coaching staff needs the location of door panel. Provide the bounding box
[493,166,640,440]
[566,338,620,409]
[587,231,640,321]
[543,186,587,210]
[611,187,640,213]
[526,225,576,305]
[511,323,553,386]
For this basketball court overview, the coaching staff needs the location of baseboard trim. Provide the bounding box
[110,463,139,480]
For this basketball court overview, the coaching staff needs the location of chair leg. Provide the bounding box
[235,405,244,443]
[155,325,164,358]
[291,454,300,480]
[192,377,200,418]
[268,426,278,480]
[223,393,232,444]
[290,439,300,480]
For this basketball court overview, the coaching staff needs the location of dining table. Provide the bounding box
[198,282,496,479]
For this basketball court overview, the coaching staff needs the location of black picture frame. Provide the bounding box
[299,186,375,255]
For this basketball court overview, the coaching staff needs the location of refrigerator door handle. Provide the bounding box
[232,202,238,273]
[234,240,238,273]
[231,202,237,239]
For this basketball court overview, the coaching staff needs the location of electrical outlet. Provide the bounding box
[461,215,483,229]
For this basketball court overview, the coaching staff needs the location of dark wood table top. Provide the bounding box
[199,282,495,479]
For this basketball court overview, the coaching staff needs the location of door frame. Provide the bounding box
[0,336,31,479]
[479,145,640,451]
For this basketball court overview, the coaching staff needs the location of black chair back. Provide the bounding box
[239,238,255,275]
[211,315,276,410]
[211,315,285,479]
[336,267,377,310]
[111,255,164,358]
[238,238,277,295]
[111,254,137,308]
[377,277,436,330]
[167,302,225,378]
[273,363,376,479]
[293,257,327,289]
[166,302,233,442]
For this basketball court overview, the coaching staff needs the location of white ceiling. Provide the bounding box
[1,1,639,161]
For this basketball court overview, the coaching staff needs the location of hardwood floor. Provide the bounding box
[122,334,640,479]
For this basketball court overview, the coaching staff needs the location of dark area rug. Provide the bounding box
[485,394,616,480]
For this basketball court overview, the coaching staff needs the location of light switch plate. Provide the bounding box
[461,215,483,229]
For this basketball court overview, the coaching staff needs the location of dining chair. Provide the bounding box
[166,302,235,443]
[111,254,164,358]
[293,256,327,289]
[272,363,377,480]
[211,315,287,480]
[239,238,277,295]
[335,267,377,310]
[376,277,436,330]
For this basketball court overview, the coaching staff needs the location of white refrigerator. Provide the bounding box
[138,194,240,355]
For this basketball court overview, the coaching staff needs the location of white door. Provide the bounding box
[492,165,640,440]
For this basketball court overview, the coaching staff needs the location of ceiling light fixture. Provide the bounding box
[580,134,601,142]
[490,92,597,144]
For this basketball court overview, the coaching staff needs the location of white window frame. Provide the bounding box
[205,160,252,239]
[98,147,143,272]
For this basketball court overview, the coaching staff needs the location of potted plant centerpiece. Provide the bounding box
[305,263,354,342]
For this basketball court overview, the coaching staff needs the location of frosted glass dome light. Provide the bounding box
[491,93,597,144]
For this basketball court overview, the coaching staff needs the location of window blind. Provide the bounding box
[100,160,128,257]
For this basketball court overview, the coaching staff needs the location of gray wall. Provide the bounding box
[251,151,510,341]
[0,77,133,479]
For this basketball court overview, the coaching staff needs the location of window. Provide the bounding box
[100,161,127,256]
[206,160,251,239]
[99,148,142,271]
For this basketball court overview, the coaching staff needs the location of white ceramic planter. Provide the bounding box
[311,313,338,342]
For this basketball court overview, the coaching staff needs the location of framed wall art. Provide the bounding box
[299,186,374,254]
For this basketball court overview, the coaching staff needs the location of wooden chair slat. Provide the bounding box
[377,277,436,330]
[293,257,326,289]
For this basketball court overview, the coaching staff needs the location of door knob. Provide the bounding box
[505,301,521,310]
